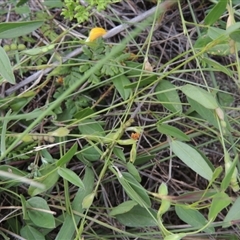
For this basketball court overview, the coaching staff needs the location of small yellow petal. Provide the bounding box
[86,27,107,42]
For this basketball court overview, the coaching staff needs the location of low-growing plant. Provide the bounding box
[62,0,121,23]
[0,0,240,239]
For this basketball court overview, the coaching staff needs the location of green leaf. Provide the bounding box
[223,197,240,228]
[208,192,232,220]
[0,20,44,38]
[22,44,55,55]
[28,165,59,196]
[229,29,240,43]
[170,140,213,180]
[194,34,212,48]
[204,0,227,25]
[74,107,94,120]
[115,205,157,227]
[113,146,126,162]
[134,154,155,165]
[43,0,63,8]
[187,97,218,128]
[226,22,240,35]
[15,5,30,15]
[79,64,90,73]
[158,182,168,195]
[159,199,171,217]
[117,172,151,207]
[0,109,53,121]
[123,172,151,206]
[200,57,233,77]
[217,92,234,107]
[207,27,226,41]
[221,154,238,192]
[101,64,114,76]
[20,225,45,240]
[156,80,182,113]
[164,233,187,240]
[0,46,15,84]
[78,119,105,136]
[207,43,240,56]
[0,165,28,189]
[49,127,69,137]
[20,194,28,220]
[175,205,215,233]
[126,162,141,182]
[17,0,29,7]
[110,200,138,216]
[210,166,223,187]
[130,141,136,163]
[157,123,190,141]
[112,74,132,100]
[58,167,84,188]
[80,144,101,162]
[124,61,143,77]
[41,149,54,164]
[125,75,157,89]
[56,143,77,167]
[0,165,26,180]
[10,97,33,111]
[26,197,55,228]
[82,192,95,209]
[181,84,218,109]
[158,183,171,216]
[205,26,240,56]
[56,168,94,240]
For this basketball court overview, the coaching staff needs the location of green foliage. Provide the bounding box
[0,21,44,39]
[26,196,56,228]
[223,197,240,228]
[55,168,94,240]
[204,0,227,26]
[170,140,214,181]
[52,39,132,118]
[157,123,190,141]
[176,205,215,233]
[0,46,16,84]
[28,164,59,196]
[156,80,182,113]
[61,0,121,23]
[1,0,240,239]
[21,225,45,240]
[4,137,37,161]
[115,171,151,208]
[115,205,158,227]
[58,167,85,188]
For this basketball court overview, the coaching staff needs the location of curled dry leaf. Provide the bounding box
[144,57,153,72]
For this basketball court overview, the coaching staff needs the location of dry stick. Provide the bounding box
[91,84,114,109]
[6,0,178,96]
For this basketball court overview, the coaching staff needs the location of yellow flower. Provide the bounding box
[86,27,107,42]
